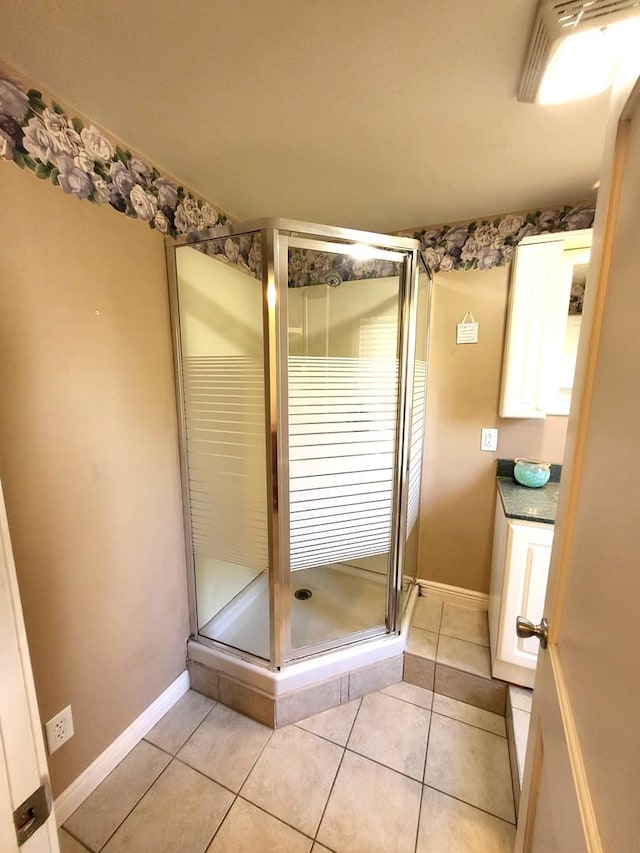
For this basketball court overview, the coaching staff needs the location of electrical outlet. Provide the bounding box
[481,427,498,452]
[45,705,74,754]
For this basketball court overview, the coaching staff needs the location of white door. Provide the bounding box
[516,76,640,851]
[0,478,59,853]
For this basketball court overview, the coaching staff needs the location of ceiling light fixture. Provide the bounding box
[518,0,640,104]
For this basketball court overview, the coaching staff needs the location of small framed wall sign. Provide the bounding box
[456,312,479,344]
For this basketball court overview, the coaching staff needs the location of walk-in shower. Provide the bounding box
[167,219,429,684]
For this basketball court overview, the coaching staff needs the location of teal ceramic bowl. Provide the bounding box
[513,458,551,488]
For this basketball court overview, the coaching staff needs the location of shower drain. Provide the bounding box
[294,588,313,600]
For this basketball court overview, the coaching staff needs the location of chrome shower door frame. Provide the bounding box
[272,227,420,664]
[388,249,419,630]
[166,219,422,672]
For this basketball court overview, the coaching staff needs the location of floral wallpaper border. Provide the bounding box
[0,69,227,237]
[400,203,595,274]
[193,202,596,288]
[1,67,596,278]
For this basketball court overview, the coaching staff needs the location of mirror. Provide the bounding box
[499,229,592,419]
[547,247,591,414]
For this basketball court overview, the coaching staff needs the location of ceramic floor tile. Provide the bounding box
[295,698,361,746]
[424,714,515,823]
[58,829,90,853]
[347,691,430,780]
[412,595,444,633]
[512,707,532,785]
[436,635,491,678]
[241,725,343,837]
[177,702,271,792]
[381,680,433,709]
[145,689,215,755]
[311,846,333,853]
[404,654,435,691]
[102,760,233,853]
[417,786,516,853]
[218,675,275,726]
[207,798,312,853]
[317,751,421,853]
[434,665,506,715]
[432,694,506,737]
[440,603,490,647]
[276,678,342,727]
[64,740,171,851]
[406,626,438,660]
[188,660,220,701]
[347,655,403,700]
[509,684,534,712]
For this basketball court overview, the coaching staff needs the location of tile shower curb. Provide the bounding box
[187,654,406,728]
[187,584,511,727]
[186,586,419,728]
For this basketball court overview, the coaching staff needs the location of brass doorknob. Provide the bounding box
[516,616,549,649]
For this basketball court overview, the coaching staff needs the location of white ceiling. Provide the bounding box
[0,0,610,232]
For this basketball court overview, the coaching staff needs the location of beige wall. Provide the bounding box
[0,164,189,795]
[418,266,568,594]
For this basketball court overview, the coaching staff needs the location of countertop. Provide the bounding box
[496,477,559,525]
[496,459,561,525]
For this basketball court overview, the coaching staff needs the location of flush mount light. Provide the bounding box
[518,0,640,104]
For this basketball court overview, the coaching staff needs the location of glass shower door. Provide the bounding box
[174,234,271,660]
[282,236,410,657]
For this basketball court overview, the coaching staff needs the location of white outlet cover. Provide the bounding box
[481,428,499,452]
[45,705,74,754]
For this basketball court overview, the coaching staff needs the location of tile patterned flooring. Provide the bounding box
[405,594,508,719]
[59,597,516,852]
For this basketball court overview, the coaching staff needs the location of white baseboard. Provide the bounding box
[54,670,189,826]
[417,578,489,610]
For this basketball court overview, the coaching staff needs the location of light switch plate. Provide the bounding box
[481,428,498,452]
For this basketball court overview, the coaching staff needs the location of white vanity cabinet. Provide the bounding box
[488,501,553,688]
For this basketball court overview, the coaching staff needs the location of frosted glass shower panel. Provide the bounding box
[287,245,403,649]
[175,236,270,659]
[402,271,429,599]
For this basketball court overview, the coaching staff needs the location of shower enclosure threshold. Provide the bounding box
[187,584,418,728]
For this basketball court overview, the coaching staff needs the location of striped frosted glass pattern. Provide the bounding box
[176,241,269,644]
[288,356,399,571]
[407,359,427,532]
[183,355,269,570]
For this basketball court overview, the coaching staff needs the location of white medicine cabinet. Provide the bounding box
[499,228,592,418]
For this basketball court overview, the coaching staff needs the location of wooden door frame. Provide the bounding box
[0,477,59,852]
[516,74,640,851]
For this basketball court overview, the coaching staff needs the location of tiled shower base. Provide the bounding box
[187,587,511,730]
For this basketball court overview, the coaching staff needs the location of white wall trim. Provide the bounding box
[417,578,489,610]
[53,670,189,826]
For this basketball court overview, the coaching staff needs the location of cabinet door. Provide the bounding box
[499,238,566,418]
[497,521,553,670]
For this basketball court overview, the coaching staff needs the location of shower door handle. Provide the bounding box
[516,616,549,649]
